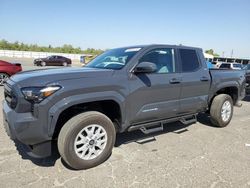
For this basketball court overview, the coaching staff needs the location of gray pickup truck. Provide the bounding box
[3,45,245,169]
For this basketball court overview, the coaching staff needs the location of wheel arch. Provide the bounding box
[0,72,10,76]
[209,86,239,107]
[48,95,124,139]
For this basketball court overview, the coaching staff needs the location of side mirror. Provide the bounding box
[134,62,157,73]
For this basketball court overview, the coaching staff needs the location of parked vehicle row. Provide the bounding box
[3,44,246,170]
[219,62,242,70]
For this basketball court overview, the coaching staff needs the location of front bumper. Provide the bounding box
[3,100,52,157]
[246,85,250,95]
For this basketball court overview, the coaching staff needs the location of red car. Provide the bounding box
[0,60,22,85]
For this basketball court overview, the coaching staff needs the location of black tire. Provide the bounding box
[210,94,233,127]
[0,73,9,86]
[62,62,68,67]
[58,111,116,170]
[41,61,46,66]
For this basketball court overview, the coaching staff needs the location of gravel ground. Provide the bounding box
[0,57,250,188]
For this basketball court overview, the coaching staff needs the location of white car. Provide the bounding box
[219,63,242,70]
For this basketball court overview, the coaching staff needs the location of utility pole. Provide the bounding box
[230,49,234,58]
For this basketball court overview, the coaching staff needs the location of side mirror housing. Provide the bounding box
[134,62,157,73]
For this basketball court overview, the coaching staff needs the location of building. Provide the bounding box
[203,53,250,65]
[213,57,250,65]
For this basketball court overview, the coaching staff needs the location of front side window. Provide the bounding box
[86,47,141,70]
[179,49,200,72]
[48,56,55,59]
[139,48,176,73]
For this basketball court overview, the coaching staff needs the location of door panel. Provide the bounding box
[56,57,63,66]
[48,56,56,66]
[129,73,181,124]
[54,56,60,66]
[179,70,210,114]
[178,49,210,114]
[128,48,181,124]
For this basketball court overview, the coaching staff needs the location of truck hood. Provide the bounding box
[10,67,114,87]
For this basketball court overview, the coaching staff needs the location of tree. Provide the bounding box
[0,39,9,49]
[205,49,220,57]
[0,39,104,55]
[13,41,19,50]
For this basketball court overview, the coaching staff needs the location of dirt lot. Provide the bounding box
[0,57,250,188]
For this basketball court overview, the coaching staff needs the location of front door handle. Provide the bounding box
[200,76,209,82]
[169,78,181,84]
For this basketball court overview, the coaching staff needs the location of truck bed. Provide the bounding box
[209,68,246,102]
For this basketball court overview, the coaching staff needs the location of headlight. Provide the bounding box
[21,85,61,103]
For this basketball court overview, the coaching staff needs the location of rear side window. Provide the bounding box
[179,49,200,72]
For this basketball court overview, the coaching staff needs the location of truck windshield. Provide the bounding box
[86,47,141,70]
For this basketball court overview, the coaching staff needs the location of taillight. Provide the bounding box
[14,63,22,71]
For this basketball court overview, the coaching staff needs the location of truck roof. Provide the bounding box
[114,44,202,51]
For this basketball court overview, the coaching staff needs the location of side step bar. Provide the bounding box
[140,123,163,134]
[128,114,197,134]
[180,115,197,125]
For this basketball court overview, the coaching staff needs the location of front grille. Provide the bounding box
[246,75,250,83]
[4,83,17,109]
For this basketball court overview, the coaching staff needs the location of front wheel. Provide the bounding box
[58,111,116,170]
[41,61,46,66]
[210,94,233,127]
[0,73,9,85]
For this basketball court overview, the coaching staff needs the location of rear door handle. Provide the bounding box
[169,78,181,84]
[200,76,209,82]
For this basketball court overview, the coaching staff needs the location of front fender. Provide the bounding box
[47,91,125,137]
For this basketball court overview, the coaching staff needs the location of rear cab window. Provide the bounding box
[179,49,200,72]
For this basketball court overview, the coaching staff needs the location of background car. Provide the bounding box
[34,55,72,66]
[219,62,242,70]
[243,64,250,94]
[0,60,22,85]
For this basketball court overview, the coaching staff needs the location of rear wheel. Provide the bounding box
[58,111,116,170]
[62,62,68,67]
[0,73,9,85]
[41,61,46,66]
[210,94,233,127]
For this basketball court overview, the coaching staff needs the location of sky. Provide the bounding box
[0,0,249,58]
